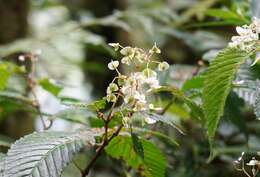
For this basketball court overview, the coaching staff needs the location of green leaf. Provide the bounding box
[87,98,107,111]
[0,64,11,90]
[154,86,204,121]
[182,75,204,91]
[142,140,166,177]
[2,131,95,177]
[131,133,144,159]
[202,47,249,147]
[205,9,240,20]
[0,62,24,91]
[38,78,62,97]
[105,136,166,177]
[105,136,142,169]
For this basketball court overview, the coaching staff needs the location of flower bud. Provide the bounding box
[158,61,170,71]
[106,93,117,102]
[108,43,120,51]
[108,60,119,70]
[149,43,161,54]
[106,83,119,94]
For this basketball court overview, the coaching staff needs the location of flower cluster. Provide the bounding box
[234,152,260,177]
[229,17,260,52]
[106,43,169,124]
[228,17,260,51]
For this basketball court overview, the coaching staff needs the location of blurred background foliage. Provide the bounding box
[0,0,260,176]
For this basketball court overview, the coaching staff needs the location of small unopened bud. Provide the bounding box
[149,43,161,54]
[108,43,120,51]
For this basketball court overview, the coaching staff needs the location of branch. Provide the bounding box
[81,124,123,176]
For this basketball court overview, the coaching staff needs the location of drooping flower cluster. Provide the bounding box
[229,17,260,51]
[106,43,169,124]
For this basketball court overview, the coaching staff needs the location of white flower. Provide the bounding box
[109,43,120,51]
[134,92,146,102]
[250,17,260,33]
[247,157,259,166]
[120,47,135,58]
[105,43,171,124]
[149,43,161,54]
[236,26,251,36]
[135,49,146,63]
[106,83,119,94]
[133,100,147,111]
[124,95,135,104]
[145,76,160,89]
[121,56,131,65]
[106,93,117,102]
[158,61,170,71]
[229,18,260,51]
[108,60,119,70]
[142,68,157,78]
[117,75,127,86]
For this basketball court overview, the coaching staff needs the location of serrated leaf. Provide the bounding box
[142,140,166,177]
[105,136,142,169]
[105,136,166,177]
[131,133,144,159]
[202,47,249,147]
[2,131,95,177]
[38,78,62,97]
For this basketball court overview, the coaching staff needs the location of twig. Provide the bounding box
[81,124,123,176]
[31,88,48,130]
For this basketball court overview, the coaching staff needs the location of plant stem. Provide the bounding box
[81,124,123,176]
